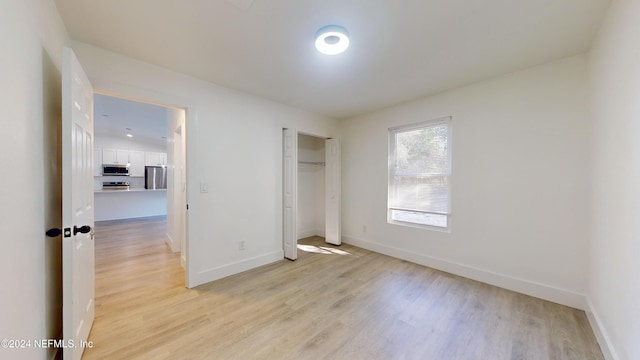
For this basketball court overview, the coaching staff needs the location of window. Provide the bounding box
[388,117,452,230]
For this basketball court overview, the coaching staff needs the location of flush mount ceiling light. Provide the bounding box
[315,25,350,55]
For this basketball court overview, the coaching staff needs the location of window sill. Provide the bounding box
[387,219,451,233]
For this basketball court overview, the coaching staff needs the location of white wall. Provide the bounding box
[297,134,325,239]
[70,42,339,287]
[0,0,69,359]
[587,1,640,359]
[340,55,591,309]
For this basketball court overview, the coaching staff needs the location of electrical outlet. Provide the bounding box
[239,241,245,251]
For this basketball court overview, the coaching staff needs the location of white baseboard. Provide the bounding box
[297,228,317,239]
[585,299,620,360]
[165,233,179,253]
[298,228,326,240]
[188,250,283,288]
[342,235,587,310]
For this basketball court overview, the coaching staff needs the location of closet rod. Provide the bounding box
[298,161,325,166]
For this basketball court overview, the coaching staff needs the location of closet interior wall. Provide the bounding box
[297,134,325,239]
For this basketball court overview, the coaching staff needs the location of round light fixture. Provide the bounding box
[315,25,350,55]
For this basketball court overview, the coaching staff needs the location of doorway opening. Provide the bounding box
[93,92,188,279]
[283,129,341,261]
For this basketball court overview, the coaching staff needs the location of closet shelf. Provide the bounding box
[298,161,325,166]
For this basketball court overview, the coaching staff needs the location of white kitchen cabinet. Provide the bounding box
[102,148,117,164]
[128,150,145,177]
[93,148,102,176]
[102,148,130,165]
[145,151,167,166]
[117,149,129,164]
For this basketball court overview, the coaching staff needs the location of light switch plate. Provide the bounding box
[200,182,208,193]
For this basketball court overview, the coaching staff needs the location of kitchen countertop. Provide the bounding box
[94,188,167,193]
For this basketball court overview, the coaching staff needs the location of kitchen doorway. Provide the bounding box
[93,93,188,277]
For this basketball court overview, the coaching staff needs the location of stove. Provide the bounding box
[102,181,130,190]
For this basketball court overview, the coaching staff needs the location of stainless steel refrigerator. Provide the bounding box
[145,166,167,189]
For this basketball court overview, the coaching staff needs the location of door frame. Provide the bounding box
[93,88,193,287]
[174,124,187,267]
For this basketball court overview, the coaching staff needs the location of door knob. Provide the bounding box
[46,228,62,237]
[46,227,71,238]
[74,225,92,235]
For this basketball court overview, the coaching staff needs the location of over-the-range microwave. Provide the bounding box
[102,164,130,176]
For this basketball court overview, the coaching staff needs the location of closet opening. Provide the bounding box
[298,133,327,240]
[283,129,340,261]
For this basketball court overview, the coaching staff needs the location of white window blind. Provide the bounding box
[388,117,451,229]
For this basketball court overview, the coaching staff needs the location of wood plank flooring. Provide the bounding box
[84,217,604,360]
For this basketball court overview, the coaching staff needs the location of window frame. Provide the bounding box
[388,116,452,231]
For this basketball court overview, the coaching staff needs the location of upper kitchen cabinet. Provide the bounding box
[102,148,116,164]
[129,150,145,177]
[102,148,129,165]
[117,149,129,163]
[145,151,167,166]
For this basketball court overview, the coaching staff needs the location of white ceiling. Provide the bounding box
[94,94,167,146]
[55,0,610,119]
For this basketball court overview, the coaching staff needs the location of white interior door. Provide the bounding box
[325,138,341,245]
[283,128,297,260]
[62,47,95,360]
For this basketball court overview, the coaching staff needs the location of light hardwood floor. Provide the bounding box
[84,217,603,360]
